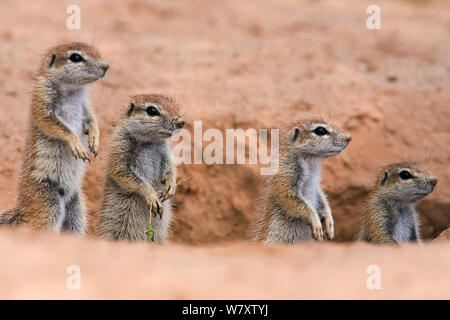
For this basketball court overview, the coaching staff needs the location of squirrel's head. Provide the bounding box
[286,118,351,159]
[40,42,109,86]
[122,94,185,142]
[375,162,437,203]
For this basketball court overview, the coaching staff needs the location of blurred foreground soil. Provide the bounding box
[0,0,449,299]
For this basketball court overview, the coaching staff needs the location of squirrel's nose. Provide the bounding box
[345,134,352,143]
[429,177,437,187]
[99,63,109,75]
[176,118,185,129]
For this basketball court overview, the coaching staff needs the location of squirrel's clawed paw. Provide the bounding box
[311,219,324,241]
[68,138,90,163]
[84,127,100,157]
[149,194,163,218]
[159,174,176,202]
[312,226,324,241]
[321,215,335,241]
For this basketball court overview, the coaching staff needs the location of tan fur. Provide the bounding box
[358,162,437,244]
[97,94,184,242]
[0,42,108,233]
[250,118,351,244]
[108,95,180,212]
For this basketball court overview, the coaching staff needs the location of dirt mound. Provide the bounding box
[0,0,448,299]
[1,227,449,299]
[1,0,448,244]
[1,0,449,243]
[434,227,450,242]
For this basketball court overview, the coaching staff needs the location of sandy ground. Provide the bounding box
[0,0,449,299]
[1,227,449,299]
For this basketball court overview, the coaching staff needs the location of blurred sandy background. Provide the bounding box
[0,0,449,299]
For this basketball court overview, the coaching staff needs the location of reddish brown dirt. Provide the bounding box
[0,227,449,299]
[0,0,449,299]
[434,227,450,242]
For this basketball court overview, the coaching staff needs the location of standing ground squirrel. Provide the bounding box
[358,162,437,244]
[0,42,109,234]
[250,118,351,244]
[97,94,185,242]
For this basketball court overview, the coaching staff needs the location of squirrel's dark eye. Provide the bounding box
[146,106,160,117]
[313,126,328,136]
[69,54,84,63]
[399,171,412,180]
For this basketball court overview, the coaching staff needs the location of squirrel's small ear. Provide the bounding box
[127,103,135,117]
[48,54,56,68]
[289,127,300,142]
[380,171,389,186]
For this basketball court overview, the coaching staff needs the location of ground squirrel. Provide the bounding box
[250,118,351,244]
[0,42,109,234]
[358,162,437,244]
[97,94,184,242]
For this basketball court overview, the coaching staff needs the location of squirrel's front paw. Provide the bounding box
[310,218,324,241]
[149,194,163,218]
[321,215,335,241]
[160,174,176,202]
[68,137,90,162]
[85,127,100,157]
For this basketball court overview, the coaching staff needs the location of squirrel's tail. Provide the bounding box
[0,209,22,225]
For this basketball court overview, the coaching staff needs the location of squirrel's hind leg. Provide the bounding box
[61,192,86,236]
